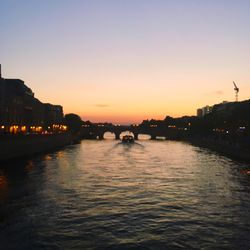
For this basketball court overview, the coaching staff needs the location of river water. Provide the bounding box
[0,140,250,249]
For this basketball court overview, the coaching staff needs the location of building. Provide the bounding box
[202,105,213,116]
[197,108,203,117]
[44,104,64,127]
[0,65,66,134]
[197,105,213,117]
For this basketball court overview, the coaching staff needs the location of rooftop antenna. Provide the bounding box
[233,81,239,102]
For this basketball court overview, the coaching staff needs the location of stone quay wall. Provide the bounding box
[0,133,73,162]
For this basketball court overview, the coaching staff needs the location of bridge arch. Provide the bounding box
[84,124,173,140]
[103,131,116,139]
[98,130,117,140]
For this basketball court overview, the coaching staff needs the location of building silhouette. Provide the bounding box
[197,105,213,117]
[0,65,64,134]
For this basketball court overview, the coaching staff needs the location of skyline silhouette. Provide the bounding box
[1,0,250,123]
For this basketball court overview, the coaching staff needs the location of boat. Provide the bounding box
[122,135,134,143]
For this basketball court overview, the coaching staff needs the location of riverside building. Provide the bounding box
[197,105,213,117]
[0,65,66,134]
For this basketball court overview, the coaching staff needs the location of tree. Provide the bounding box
[64,113,83,133]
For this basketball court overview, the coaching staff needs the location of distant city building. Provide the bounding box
[197,108,203,117]
[44,104,64,127]
[202,105,213,116]
[197,101,232,117]
[0,65,65,134]
[212,101,231,113]
[197,105,213,117]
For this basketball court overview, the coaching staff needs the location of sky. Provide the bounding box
[1,0,250,124]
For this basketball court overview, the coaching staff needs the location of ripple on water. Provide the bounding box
[0,140,250,249]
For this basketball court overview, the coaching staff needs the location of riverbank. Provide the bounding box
[0,133,76,162]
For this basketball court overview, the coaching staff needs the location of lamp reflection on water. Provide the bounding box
[0,171,8,204]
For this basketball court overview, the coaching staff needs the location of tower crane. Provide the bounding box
[233,81,239,102]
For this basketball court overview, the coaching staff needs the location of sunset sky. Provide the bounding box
[1,0,250,124]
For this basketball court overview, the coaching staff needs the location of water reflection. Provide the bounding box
[138,134,151,140]
[0,171,8,205]
[0,140,249,249]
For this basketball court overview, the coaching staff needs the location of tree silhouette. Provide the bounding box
[64,113,83,133]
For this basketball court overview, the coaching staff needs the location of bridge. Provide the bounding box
[81,123,184,140]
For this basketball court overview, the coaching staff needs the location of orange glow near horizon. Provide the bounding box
[79,113,163,124]
[64,99,197,124]
[27,66,249,124]
[1,1,250,124]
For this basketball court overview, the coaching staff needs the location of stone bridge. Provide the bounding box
[81,124,181,140]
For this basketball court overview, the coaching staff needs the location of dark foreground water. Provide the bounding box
[0,140,250,249]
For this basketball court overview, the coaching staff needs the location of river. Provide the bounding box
[0,139,250,249]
